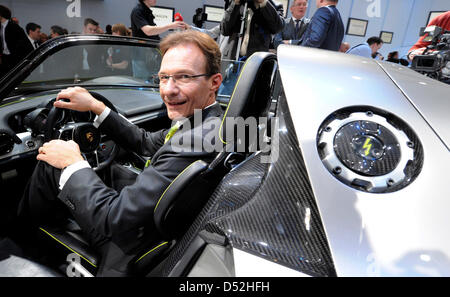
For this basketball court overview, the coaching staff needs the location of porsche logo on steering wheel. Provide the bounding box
[86,132,94,143]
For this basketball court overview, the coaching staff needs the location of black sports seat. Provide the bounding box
[38,51,278,276]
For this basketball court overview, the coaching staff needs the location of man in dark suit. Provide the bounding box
[273,0,310,49]
[0,5,30,77]
[24,23,41,55]
[299,0,344,51]
[220,0,284,60]
[79,18,106,77]
[18,31,224,264]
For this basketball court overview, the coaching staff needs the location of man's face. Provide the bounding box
[29,28,41,41]
[50,30,59,39]
[371,42,383,54]
[291,0,307,19]
[84,23,97,34]
[339,42,350,53]
[159,43,222,120]
[144,0,157,7]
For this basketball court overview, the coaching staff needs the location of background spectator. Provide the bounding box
[130,0,187,41]
[80,18,105,76]
[106,23,131,75]
[25,22,41,54]
[0,5,30,77]
[221,0,284,60]
[105,24,112,35]
[339,42,350,53]
[273,0,310,49]
[300,0,344,51]
[40,33,48,44]
[83,18,99,34]
[346,36,383,58]
[387,51,409,66]
[50,25,65,38]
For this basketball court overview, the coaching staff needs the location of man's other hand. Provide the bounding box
[55,87,106,115]
[37,140,84,169]
[408,48,426,61]
[170,21,188,31]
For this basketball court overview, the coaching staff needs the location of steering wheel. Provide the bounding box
[44,91,119,172]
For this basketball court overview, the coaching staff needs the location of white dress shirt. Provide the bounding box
[27,35,38,50]
[58,102,219,190]
[1,19,10,55]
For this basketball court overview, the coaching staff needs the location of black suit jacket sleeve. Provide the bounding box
[5,22,30,62]
[99,111,166,157]
[301,7,331,48]
[220,2,242,36]
[57,105,223,253]
[255,1,284,35]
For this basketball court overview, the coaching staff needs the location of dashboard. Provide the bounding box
[0,87,166,165]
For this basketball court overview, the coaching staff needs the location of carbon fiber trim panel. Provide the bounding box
[159,89,336,277]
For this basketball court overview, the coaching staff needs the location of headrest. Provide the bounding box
[219,52,278,149]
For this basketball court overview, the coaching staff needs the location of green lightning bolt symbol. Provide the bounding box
[363,138,372,156]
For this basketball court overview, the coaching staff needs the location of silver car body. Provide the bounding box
[278,45,450,277]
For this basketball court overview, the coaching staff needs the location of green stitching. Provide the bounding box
[39,227,97,268]
[154,160,202,213]
[218,57,253,145]
[135,241,169,263]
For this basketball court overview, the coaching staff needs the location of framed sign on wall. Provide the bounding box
[426,11,446,26]
[151,6,174,27]
[346,18,368,37]
[380,31,393,44]
[203,5,225,23]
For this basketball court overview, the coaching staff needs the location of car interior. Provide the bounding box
[0,35,280,276]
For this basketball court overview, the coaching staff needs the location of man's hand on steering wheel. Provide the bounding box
[37,140,84,169]
[42,87,119,171]
[55,86,106,115]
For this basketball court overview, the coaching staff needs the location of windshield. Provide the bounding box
[15,43,162,94]
[8,40,244,103]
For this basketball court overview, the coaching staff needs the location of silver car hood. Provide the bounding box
[278,45,450,276]
[376,61,450,150]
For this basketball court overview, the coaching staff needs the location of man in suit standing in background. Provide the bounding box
[0,5,30,77]
[25,23,41,55]
[300,0,344,51]
[273,0,310,49]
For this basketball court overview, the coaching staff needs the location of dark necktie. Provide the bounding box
[34,41,39,49]
[295,19,302,32]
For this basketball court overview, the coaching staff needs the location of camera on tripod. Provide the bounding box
[411,26,450,83]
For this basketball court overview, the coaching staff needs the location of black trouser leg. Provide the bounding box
[17,161,71,228]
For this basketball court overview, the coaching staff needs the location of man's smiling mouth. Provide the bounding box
[167,100,187,106]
